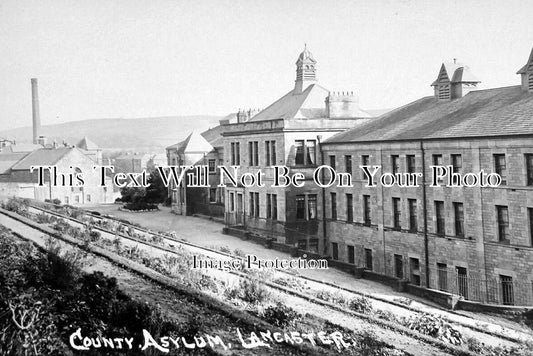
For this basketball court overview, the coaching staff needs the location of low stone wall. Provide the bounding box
[456,299,533,315]
[363,270,401,289]
[407,284,459,309]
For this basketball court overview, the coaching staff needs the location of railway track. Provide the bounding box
[4,202,532,354]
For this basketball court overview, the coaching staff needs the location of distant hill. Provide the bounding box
[0,116,223,152]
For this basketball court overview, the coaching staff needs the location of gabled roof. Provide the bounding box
[517,47,533,74]
[76,136,99,150]
[10,147,79,171]
[202,125,224,148]
[0,151,29,174]
[166,132,213,154]
[325,85,533,144]
[432,62,480,86]
[249,83,372,122]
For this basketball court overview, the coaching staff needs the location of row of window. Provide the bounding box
[328,193,373,226]
[230,141,278,166]
[63,194,91,204]
[227,191,278,220]
[328,153,533,186]
[328,192,533,246]
[331,243,518,305]
[230,140,320,166]
[437,264,516,306]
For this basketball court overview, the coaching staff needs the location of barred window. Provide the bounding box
[345,155,352,174]
[435,201,445,236]
[454,202,464,237]
[391,155,400,175]
[363,195,371,225]
[392,197,401,229]
[494,154,507,185]
[408,199,417,232]
[526,154,533,186]
[248,141,259,166]
[330,193,337,220]
[346,193,353,223]
[406,155,416,174]
[497,205,509,242]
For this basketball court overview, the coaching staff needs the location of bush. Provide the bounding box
[239,278,270,304]
[89,230,101,242]
[219,245,231,254]
[3,198,26,213]
[35,213,51,224]
[374,309,400,323]
[348,296,373,314]
[356,330,401,356]
[233,248,245,257]
[123,201,159,211]
[406,313,463,345]
[263,303,300,327]
[315,290,347,304]
[224,279,270,304]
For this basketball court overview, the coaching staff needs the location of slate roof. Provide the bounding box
[10,147,76,170]
[432,62,480,86]
[248,84,372,122]
[201,125,224,148]
[166,132,213,154]
[517,48,533,74]
[76,136,99,150]
[325,85,533,144]
[0,152,29,174]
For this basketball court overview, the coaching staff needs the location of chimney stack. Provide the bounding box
[31,78,41,145]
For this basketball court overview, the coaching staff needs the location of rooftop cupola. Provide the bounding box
[294,44,317,93]
[431,59,480,101]
[517,47,533,93]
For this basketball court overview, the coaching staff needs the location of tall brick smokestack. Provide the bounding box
[31,78,41,144]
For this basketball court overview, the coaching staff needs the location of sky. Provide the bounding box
[1,0,533,130]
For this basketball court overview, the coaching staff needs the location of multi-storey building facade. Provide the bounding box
[221,46,375,252]
[166,131,224,216]
[320,48,533,306]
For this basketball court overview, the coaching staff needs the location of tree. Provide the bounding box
[119,186,145,203]
[144,170,168,204]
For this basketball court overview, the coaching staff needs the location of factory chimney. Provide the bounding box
[31,78,41,144]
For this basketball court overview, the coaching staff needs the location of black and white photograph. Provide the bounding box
[1,1,533,355]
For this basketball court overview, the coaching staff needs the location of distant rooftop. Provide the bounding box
[10,147,76,171]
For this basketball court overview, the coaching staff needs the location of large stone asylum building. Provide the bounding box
[168,46,533,306]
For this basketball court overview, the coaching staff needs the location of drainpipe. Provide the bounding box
[420,141,430,287]
[319,137,328,256]
[380,144,387,275]
[479,145,489,303]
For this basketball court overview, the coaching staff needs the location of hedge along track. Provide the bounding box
[14,203,527,353]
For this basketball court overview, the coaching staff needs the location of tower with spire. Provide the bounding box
[294,44,317,93]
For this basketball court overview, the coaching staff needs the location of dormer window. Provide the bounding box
[516,47,533,93]
[432,61,480,100]
[438,84,450,100]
